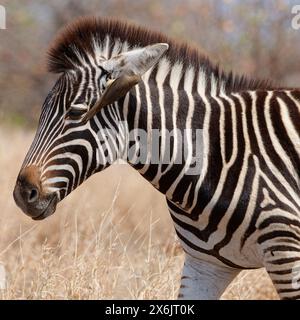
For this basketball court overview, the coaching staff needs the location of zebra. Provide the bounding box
[13,17,300,300]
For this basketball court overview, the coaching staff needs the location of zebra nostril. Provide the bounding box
[28,187,39,203]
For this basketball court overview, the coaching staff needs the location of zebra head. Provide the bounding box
[13,28,168,220]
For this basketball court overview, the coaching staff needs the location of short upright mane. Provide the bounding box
[47,16,274,93]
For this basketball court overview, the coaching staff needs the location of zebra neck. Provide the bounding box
[122,61,210,209]
[121,57,270,209]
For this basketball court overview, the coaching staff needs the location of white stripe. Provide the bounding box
[278,95,300,158]
[151,57,171,186]
[166,67,195,199]
[264,92,297,182]
[160,62,183,176]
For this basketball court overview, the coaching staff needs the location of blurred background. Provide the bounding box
[0,0,299,299]
[1,0,300,126]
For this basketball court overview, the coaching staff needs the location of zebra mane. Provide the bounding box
[47,16,274,93]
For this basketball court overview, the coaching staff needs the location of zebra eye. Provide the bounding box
[65,104,88,120]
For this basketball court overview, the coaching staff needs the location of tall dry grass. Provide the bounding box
[0,126,278,299]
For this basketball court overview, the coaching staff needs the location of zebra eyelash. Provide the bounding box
[65,103,89,120]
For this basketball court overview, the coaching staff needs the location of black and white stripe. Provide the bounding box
[18,18,300,300]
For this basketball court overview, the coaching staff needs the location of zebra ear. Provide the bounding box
[103,43,169,78]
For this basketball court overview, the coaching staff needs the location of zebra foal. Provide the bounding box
[13,17,300,299]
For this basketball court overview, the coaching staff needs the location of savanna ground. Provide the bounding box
[0,125,279,299]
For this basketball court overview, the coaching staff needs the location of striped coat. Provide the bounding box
[14,17,300,299]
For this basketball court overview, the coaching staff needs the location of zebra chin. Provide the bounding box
[31,195,58,221]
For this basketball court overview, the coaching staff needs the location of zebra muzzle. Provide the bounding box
[13,165,58,220]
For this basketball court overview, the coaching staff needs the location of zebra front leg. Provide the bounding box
[178,254,240,300]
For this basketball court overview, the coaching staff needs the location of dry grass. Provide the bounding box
[0,126,278,299]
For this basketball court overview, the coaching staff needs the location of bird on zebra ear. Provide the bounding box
[82,43,169,122]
